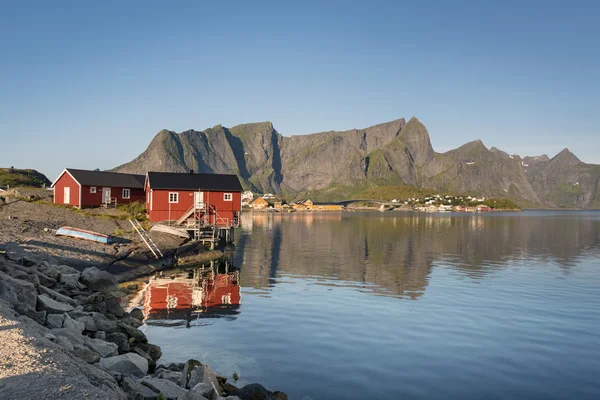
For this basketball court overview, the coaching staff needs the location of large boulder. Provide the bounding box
[140,378,188,400]
[46,313,66,329]
[86,337,119,358]
[76,315,98,331]
[228,384,288,400]
[80,266,118,293]
[60,272,82,290]
[0,270,37,312]
[130,307,144,321]
[99,353,149,378]
[122,376,157,400]
[187,365,220,393]
[118,322,147,342]
[63,314,85,333]
[106,332,131,353]
[106,298,125,318]
[38,285,80,307]
[73,347,101,364]
[180,359,203,388]
[55,264,80,275]
[36,293,74,314]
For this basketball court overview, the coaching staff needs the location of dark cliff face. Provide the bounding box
[113,119,600,208]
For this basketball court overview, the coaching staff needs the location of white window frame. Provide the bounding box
[224,193,233,201]
[122,188,130,199]
[169,192,179,203]
[90,186,97,194]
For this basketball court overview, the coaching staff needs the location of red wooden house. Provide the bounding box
[145,171,243,225]
[52,168,145,208]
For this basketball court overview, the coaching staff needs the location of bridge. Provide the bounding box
[330,199,402,208]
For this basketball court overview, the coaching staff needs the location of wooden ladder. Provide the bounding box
[129,219,163,259]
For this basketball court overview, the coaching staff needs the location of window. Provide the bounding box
[169,192,179,203]
[122,188,130,199]
[90,187,97,194]
[224,193,233,201]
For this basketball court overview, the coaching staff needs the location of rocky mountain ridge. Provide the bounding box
[113,118,600,208]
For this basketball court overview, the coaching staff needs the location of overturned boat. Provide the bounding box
[55,226,113,244]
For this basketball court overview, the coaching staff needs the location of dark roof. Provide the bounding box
[147,172,243,192]
[59,169,145,188]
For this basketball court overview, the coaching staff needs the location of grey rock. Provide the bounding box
[180,359,203,388]
[130,307,144,321]
[0,270,37,311]
[67,306,89,319]
[46,313,65,329]
[99,353,149,378]
[32,270,57,287]
[187,365,220,393]
[73,346,101,364]
[140,378,187,399]
[84,301,107,314]
[106,298,125,318]
[44,333,56,341]
[177,392,209,400]
[36,293,74,314]
[95,316,119,333]
[23,309,46,325]
[107,332,131,353]
[50,327,86,347]
[76,315,98,331]
[56,264,80,275]
[85,292,105,304]
[38,284,80,307]
[94,330,107,340]
[122,376,152,400]
[43,265,61,280]
[122,315,144,328]
[86,337,119,358]
[60,272,82,289]
[189,383,215,399]
[133,346,156,373]
[63,314,85,333]
[155,370,182,385]
[228,384,288,400]
[80,266,118,293]
[56,336,74,352]
[136,343,163,362]
[118,322,147,342]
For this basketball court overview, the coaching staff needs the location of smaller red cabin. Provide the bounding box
[146,171,243,226]
[52,168,145,208]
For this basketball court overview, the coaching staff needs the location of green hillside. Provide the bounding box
[0,168,51,188]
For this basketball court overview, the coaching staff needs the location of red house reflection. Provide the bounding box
[143,261,241,323]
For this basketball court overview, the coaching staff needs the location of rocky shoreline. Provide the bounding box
[0,251,287,400]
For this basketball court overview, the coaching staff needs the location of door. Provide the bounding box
[64,187,70,205]
[194,191,204,208]
[102,187,111,204]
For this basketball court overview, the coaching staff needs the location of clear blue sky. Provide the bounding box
[1,0,599,180]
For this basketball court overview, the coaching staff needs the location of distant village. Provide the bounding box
[243,192,345,212]
[243,191,498,212]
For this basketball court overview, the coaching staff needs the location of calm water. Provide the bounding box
[139,211,600,399]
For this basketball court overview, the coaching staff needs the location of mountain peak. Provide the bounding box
[398,116,434,167]
[552,148,581,165]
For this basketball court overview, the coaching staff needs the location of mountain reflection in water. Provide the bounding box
[143,260,241,327]
[234,211,600,300]
[141,211,600,400]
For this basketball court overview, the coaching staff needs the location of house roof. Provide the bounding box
[53,169,145,188]
[147,172,243,192]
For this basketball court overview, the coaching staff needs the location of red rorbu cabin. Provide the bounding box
[145,171,243,226]
[52,168,145,208]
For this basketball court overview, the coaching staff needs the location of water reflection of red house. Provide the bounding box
[143,268,241,321]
